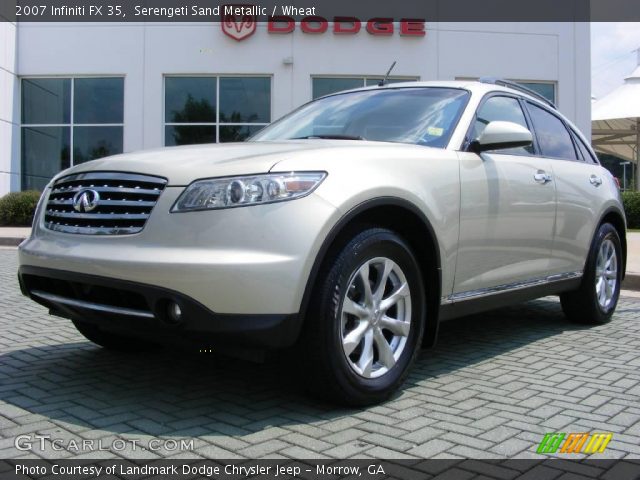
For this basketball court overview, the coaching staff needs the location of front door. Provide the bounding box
[453,95,557,296]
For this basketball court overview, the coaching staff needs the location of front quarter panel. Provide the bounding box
[272,144,461,298]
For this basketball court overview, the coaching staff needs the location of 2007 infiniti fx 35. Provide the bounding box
[19,78,626,405]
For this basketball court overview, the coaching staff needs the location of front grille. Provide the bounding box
[44,172,167,235]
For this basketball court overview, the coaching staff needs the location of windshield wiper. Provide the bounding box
[292,134,364,140]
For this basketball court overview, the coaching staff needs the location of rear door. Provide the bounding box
[524,101,611,275]
[454,94,557,296]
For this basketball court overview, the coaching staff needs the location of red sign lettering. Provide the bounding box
[366,18,394,36]
[300,16,329,34]
[268,15,295,33]
[400,19,426,36]
[226,10,426,41]
[333,17,361,34]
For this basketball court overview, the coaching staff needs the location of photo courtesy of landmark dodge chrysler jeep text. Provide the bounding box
[18,79,626,405]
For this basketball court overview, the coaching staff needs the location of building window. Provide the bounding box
[455,77,556,105]
[518,82,556,105]
[312,76,418,99]
[164,76,271,146]
[21,77,124,191]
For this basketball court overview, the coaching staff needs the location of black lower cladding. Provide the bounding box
[18,266,300,348]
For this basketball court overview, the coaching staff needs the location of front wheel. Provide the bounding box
[560,222,622,325]
[301,228,426,406]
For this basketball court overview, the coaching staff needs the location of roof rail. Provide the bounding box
[478,77,556,109]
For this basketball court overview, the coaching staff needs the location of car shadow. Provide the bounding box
[0,297,590,438]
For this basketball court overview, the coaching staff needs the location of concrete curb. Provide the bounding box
[622,273,640,292]
[0,237,25,247]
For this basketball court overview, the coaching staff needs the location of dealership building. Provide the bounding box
[0,20,590,194]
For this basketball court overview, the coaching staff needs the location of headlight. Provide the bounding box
[172,172,327,212]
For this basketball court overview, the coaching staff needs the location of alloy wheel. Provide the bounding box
[595,238,618,310]
[340,257,412,379]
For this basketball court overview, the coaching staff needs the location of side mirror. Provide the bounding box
[469,121,533,153]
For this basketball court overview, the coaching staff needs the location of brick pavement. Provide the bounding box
[1,249,639,460]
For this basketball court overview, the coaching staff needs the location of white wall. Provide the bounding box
[0,19,18,193]
[3,21,590,194]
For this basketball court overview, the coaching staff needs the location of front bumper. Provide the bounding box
[20,188,339,314]
[18,265,299,348]
[19,188,341,347]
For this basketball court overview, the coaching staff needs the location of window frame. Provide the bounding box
[19,75,126,189]
[163,74,273,146]
[311,75,420,100]
[568,127,599,164]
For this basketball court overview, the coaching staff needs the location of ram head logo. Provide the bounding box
[222,5,257,41]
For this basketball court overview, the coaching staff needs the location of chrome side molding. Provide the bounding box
[443,271,583,304]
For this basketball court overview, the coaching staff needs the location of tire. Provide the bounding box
[72,319,157,352]
[560,222,622,325]
[300,228,426,406]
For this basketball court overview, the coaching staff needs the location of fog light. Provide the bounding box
[168,302,182,323]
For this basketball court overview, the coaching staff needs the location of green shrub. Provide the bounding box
[0,191,42,226]
[622,191,640,229]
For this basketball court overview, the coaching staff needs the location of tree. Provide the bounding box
[170,95,216,146]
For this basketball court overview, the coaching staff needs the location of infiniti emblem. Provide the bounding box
[73,189,101,213]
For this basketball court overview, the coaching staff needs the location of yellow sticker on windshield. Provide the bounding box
[427,126,444,136]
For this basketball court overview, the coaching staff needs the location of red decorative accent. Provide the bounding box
[222,5,256,41]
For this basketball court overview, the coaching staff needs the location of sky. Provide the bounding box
[591,22,640,99]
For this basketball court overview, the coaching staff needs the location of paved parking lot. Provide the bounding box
[1,248,640,460]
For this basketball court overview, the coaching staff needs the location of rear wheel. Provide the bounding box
[560,223,622,325]
[72,319,157,352]
[300,228,426,405]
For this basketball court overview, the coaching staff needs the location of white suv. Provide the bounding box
[19,79,626,405]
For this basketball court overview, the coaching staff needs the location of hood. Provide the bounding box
[57,141,351,186]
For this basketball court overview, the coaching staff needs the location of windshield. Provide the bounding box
[251,87,470,148]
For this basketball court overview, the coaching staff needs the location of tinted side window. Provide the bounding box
[527,103,578,160]
[472,96,532,155]
[573,132,597,163]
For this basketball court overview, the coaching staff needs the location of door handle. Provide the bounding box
[534,171,552,184]
[590,175,603,187]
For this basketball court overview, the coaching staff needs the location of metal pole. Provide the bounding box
[621,161,631,190]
